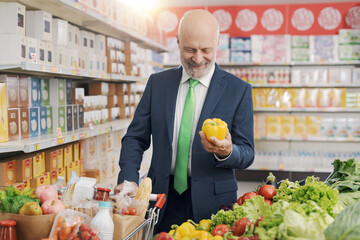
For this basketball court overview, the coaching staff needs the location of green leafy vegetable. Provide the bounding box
[325,158,360,192]
[0,185,39,214]
[324,200,360,240]
[338,191,360,208]
[241,195,271,221]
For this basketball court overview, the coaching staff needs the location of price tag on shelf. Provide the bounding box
[57,138,64,145]
[85,132,88,138]
[99,129,102,134]
[72,135,76,141]
[79,133,85,139]
[74,2,78,8]
[34,143,40,151]
[40,65,46,71]
[57,128,62,138]
[106,128,109,133]
[51,66,60,73]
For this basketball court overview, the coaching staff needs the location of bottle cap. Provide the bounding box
[99,201,111,208]
[0,220,16,226]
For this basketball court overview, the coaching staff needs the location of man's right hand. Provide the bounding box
[114,181,139,195]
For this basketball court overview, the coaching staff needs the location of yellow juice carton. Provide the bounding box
[266,116,281,138]
[306,116,321,138]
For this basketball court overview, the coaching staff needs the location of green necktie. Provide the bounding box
[174,78,199,194]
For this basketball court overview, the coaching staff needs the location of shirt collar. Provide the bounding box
[180,63,215,88]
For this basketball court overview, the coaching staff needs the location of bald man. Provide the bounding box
[115,9,254,232]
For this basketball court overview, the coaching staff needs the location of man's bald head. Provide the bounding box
[178,9,219,45]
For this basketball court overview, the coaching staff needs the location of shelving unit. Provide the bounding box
[0,119,131,153]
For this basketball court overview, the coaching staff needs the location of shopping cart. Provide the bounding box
[123,193,166,240]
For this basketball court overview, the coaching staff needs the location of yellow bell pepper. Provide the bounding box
[202,118,227,141]
[172,222,196,238]
[168,229,182,240]
[212,236,223,240]
[189,230,210,240]
[198,219,212,232]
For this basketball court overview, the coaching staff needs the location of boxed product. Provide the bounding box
[332,88,346,108]
[30,175,46,188]
[328,67,352,84]
[32,154,44,178]
[230,37,251,51]
[78,105,84,129]
[39,106,47,136]
[57,147,64,169]
[28,77,41,107]
[64,144,73,167]
[19,108,30,139]
[7,108,19,141]
[66,105,73,132]
[68,48,80,68]
[26,10,52,41]
[18,76,29,107]
[309,35,338,62]
[40,78,50,106]
[50,170,57,184]
[0,2,25,36]
[15,155,33,182]
[29,107,39,138]
[95,34,106,56]
[266,116,281,138]
[306,116,321,138]
[45,149,58,172]
[89,82,109,96]
[88,31,95,53]
[54,106,66,133]
[23,180,30,189]
[26,36,39,63]
[72,105,78,130]
[66,79,73,105]
[73,142,80,162]
[50,78,66,106]
[45,41,54,65]
[347,118,360,139]
[339,29,360,44]
[38,40,46,64]
[280,116,294,138]
[320,118,334,138]
[252,35,291,63]
[80,30,89,52]
[53,44,69,67]
[292,88,306,108]
[0,160,16,186]
[73,88,84,105]
[0,75,18,108]
[333,118,348,138]
[305,89,319,108]
[65,162,73,182]
[0,34,27,64]
[339,45,360,61]
[52,18,68,46]
[293,116,307,139]
[46,106,53,134]
[318,88,332,108]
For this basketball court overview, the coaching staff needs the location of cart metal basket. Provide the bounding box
[123,193,166,240]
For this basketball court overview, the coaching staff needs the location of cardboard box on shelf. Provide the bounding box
[30,175,46,188]
[95,34,106,56]
[89,82,109,96]
[38,40,46,64]
[80,30,89,53]
[28,77,41,107]
[46,106,53,135]
[43,171,50,185]
[73,88,85,105]
[23,180,30,189]
[73,160,80,177]
[40,78,50,106]
[52,18,68,46]
[57,147,64,169]
[29,107,39,138]
[19,108,30,139]
[39,106,47,136]
[85,169,100,183]
[88,31,95,53]
[73,105,78,131]
[50,170,57,184]
[69,48,80,69]
[0,75,19,108]
[66,79,73,105]
[66,105,73,132]
[45,41,54,65]
[45,149,58,172]
[0,2,25,36]
[26,37,39,64]
[0,34,27,65]
[0,160,16,186]
[73,142,79,162]
[0,83,8,143]
[57,167,65,180]
[78,105,84,129]
[26,10,52,42]
[65,162,74,182]
[50,78,65,106]
[18,76,28,108]
[32,154,44,178]
[7,108,19,141]
[53,106,66,133]
[54,44,69,67]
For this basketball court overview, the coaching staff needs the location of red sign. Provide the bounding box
[155,2,360,37]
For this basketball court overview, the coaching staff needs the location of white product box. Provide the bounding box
[45,41,54,65]
[54,44,69,67]
[0,2,25,36]
[53,106,66,133]
[0,75,19,108]
[95,34,106,56]
[0,34,26,64]
[79,52,87,70]
[50,78,66,106]
[80,30,89,53]
[26,10,52,42]
[52,18,68,46]
[69,48,80,69]
[68,24,81,49]
[88,31,95,53]
[86,53,97,72]
[309,35,339,62]
[28,77,41,107]
[26,37,39,64]
[339,29,360,44]
[38,40,46,64]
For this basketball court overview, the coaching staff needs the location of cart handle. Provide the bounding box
[150,193,166,209]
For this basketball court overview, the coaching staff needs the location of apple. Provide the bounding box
[35,185,51,199]
[38,185,58,203]
[41,199,65,214]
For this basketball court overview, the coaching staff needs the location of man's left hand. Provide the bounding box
[199,130,233,158]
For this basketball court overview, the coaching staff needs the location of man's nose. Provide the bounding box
[192,51,203,65]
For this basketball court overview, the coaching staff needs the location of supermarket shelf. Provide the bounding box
[5,0,167,52]
[254,108,360,113]
[164,61,360,68]
[0,119,132,153]
[255,137,360,142]
[251,83,360,88]
[0,62,141,82]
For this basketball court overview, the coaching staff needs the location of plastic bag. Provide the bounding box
[49,209,100,240]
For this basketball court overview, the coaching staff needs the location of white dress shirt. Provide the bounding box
[170,64,215,176]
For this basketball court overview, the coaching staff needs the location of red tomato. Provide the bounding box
[90,237,100,240]
[258,185,277,200]
[81,231,91,240]
[264,199,272,205]
[129,207,137,215]
[80,223,91,232]
[231,218,252,236]
[255,216,265,227]
[237,196,243,206]
[242,192,258,202]
[212,224,230,237]
[89,228,98,236]
[122,207,130,215]
[154,232,173,240]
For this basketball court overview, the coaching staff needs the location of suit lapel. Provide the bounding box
[196,64,227,132]
[165,67,182,144]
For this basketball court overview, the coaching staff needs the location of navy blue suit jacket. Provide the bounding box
[118,64,254,221]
